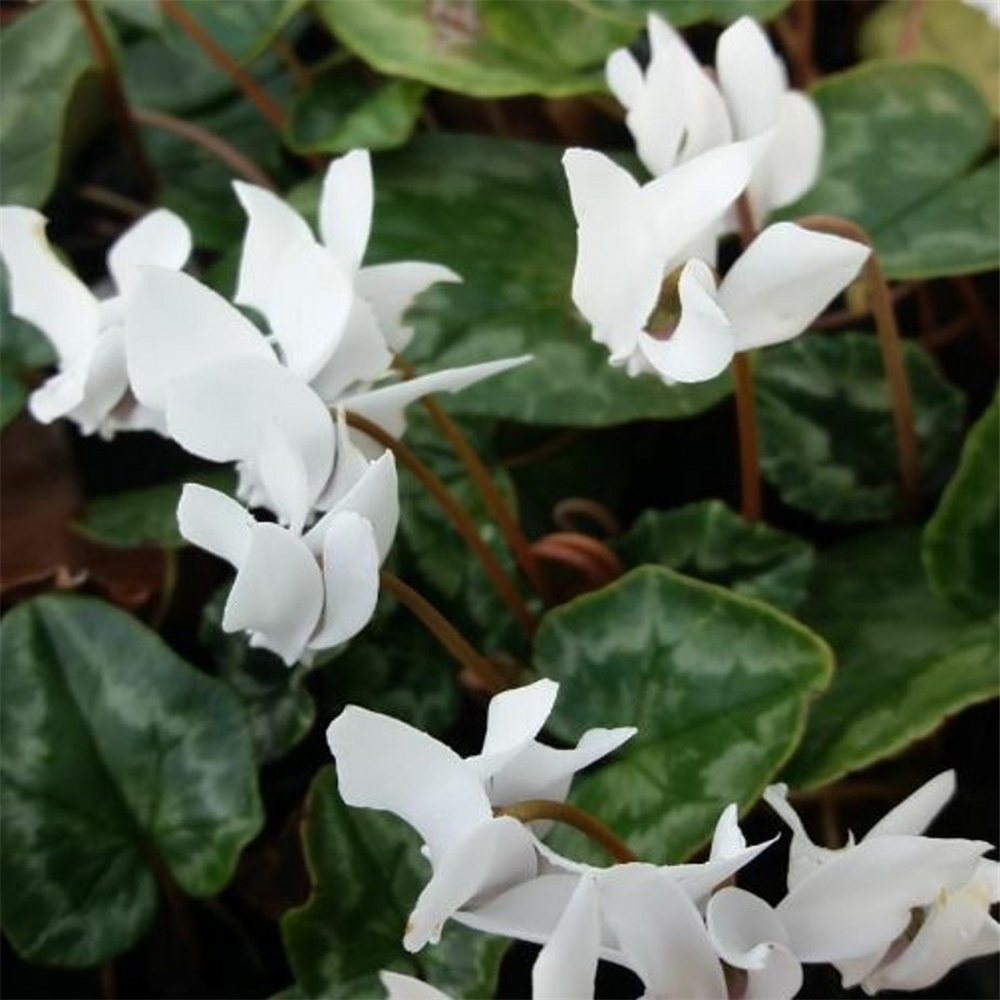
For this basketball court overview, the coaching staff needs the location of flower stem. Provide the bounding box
[796,213,920,519]
[531,532,623,585]
[345,410,537,638]
[73,0,158,198]
[158,0,288,132]
[132,107,277,189]
[380,570,506,694]
[496,799,637,863]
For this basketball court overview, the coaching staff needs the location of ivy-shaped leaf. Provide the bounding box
[922,392,1000,619]
[756,332,963,522]
[1,596,263,966]
[784,529,999,790]
[534,566,832,863]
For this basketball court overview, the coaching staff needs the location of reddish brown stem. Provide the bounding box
[531,538,614,591]
[553,497,622,538]
[345,411,537,637]
[732,353,763,523]
[380,570,505,694]
[535,532,622,581]
[496,799,637,863]
[73,0,158,197]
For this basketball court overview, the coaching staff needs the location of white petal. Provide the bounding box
[716,16,786,139]
[763,783,836,891]
[326,705,494,861]
[672,835,779,905]
[257,420,311,534]
[232,180,314,316]
[310,510,380,649]
[710,803,747,860]
[720,222,870,351]
[317,407,377,508]
[106,208,191,297]
[268,240,354,382]
[605,46,643,110]
[405,816,538,952]
[379,972,448,1000]
[176,483,252,567]
[707,886,792,967]
[69,326,131,434]
[165,355,335,514]
[124,267,273,409]
[0,206,99,366]
[344,356,532,439]
[356,261,461,353]
[477,678,559,769]
[637,259,735,383]
[309,294,393,403]
[865,770,956,840]
[562,148,661,353]
[533,875,599,1000]
[224,522,324,666]
[27,364,88,425]
[319,149,373,275]
[644,142,752,263]
[379,972,451,1000]
[777,835,990,962]
[600,864,728,999]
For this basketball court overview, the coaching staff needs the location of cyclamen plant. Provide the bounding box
[0,3,996,999]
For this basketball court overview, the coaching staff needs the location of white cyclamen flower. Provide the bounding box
[177,432,397,665]
[0,206,191,436]
[563,148,869,384]
[766,772,999,991]
[607,14,823,226]
[326,679,634,953]
[379,971,452,1000]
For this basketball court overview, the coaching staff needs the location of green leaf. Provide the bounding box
[287,73,427,154]
[0,2,97,206]
[0,361,27,431]
[74,471,236,549]
[922,392,1000,619]
[756,332,964,522]
[860,0,1000,115]
[291,133,732,427]
[593,0,791,25]
[283,767,507,999]
[786,61,997,278]
[785,529,999,790]
[314,0,617,98]
[200,586,316,765]
[534,566,832,863]
[0,596,263,966]
[614,500,814,612]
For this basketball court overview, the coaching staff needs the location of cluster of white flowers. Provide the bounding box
[0,150,530,664]
[564,15,870,385]
[326,682,998,999]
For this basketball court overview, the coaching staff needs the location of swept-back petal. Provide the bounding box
[671,835,778,905]
[605,47,643,109]
[716,16,786,139]
[326,705,493,861]
[343,356,532,438]
[310,510,380,649]
[177,483,252,568]
[124,267,273,409]
[865,770,955,840]
[710,803,747,860]
[107,208,192,297]
[356,261,461,352]
[232,180,314,316]
[476,679,559,767]
[720,222,869,351]
[319,149,373,275]
[0,206,99,366]
[224,522,323,666]
[637,259,734,383]
[268,239,354,381]
[405,816,538,952]
[600,864,728,998]
[258,420,311,534]
[750,91,823,217]
[28,365,88,426]
[68,325,131,434]
[379,972,451,1000]
[309,295,393,403]
[533,875,599,1000]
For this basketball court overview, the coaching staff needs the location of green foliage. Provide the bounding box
[614,500,815,612]
[292,134,732,427]
[787,61,998,278]
[923,392,1000,619]
[282,768,507,999]
[534,566,832,863]
[756,332,964,521]
[785,529,999,790]
[0,596,263,965]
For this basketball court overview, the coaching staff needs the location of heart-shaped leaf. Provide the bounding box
[534,566,832,862]
[0,596,263,965]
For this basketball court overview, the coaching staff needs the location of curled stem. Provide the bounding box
[496,798,637,863]
[795,213,920,518]
[131,107,277,189]
[380,570,505,694]
[345,410,537,637]
[552,498,621,539]
[532,532,622,583]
